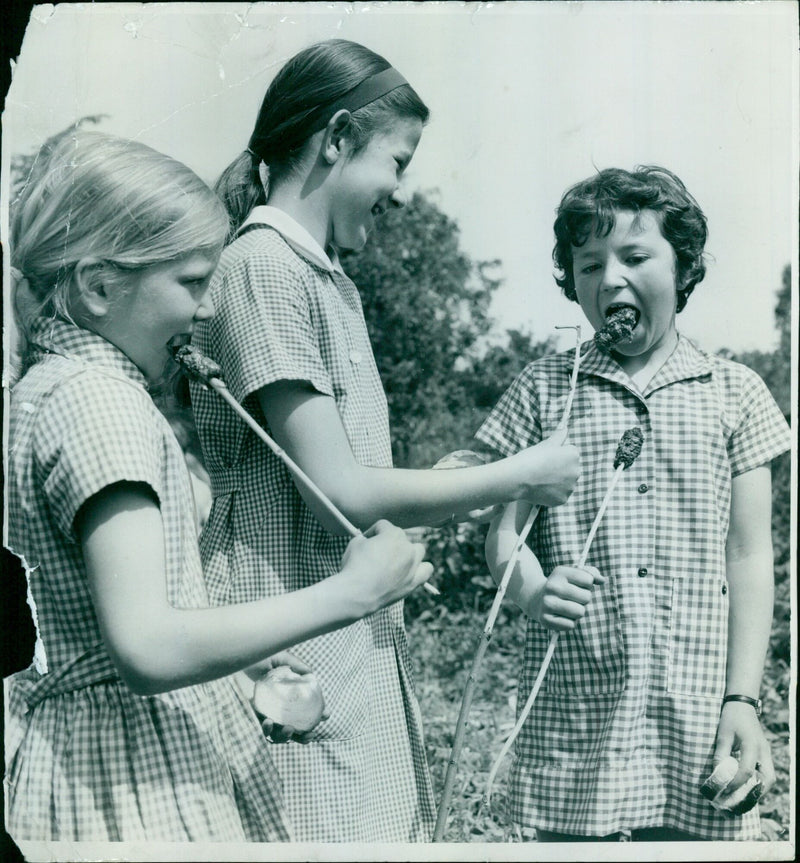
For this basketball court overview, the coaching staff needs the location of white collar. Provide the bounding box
[238,206,344,274]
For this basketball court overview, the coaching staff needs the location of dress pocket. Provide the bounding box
[667,575,729,697]
[288,620,370,742]
[535,576,627,696]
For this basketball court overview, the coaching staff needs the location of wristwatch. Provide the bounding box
[722,694,762,716]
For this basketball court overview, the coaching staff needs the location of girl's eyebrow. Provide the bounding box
[616,239,658,253]
[572,247,601,262]
[574,238,658,261]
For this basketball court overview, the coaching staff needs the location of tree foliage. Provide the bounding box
[343,191,555,468]
[343,192,494,466]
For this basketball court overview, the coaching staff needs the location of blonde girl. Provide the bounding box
[5,129,432,843]
[192,39,580,842]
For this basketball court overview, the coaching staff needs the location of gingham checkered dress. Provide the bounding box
[4,319,291,843]
[476,336,791,840]
[190,211,435,842]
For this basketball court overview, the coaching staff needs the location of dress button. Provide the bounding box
[349,350,362,364]
[637,567,648,577]
[721,584,728,595]
[638,483,649,494]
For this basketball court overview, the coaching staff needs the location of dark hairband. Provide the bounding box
[248,67,409,161]
[306,67,409,134]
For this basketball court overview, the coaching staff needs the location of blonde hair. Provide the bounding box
[10,130,229,343]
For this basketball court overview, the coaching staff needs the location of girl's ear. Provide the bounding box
[73,258,113,318]
[321,110,354,165]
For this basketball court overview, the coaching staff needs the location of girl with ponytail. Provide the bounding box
[191,38,580,842]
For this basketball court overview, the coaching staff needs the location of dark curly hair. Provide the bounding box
[553,166,708,313]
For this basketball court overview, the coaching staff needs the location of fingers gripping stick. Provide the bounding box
[173,346,439,596]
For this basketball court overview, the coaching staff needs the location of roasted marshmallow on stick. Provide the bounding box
[594,306,638,354]
[173,346,439,596]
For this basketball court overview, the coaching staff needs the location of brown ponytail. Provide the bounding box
[214,150,266,241]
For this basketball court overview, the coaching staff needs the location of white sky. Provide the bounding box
[3,1,798,355]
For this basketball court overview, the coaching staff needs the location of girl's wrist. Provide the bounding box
[526,583,547,623]
[499,450,541,502]
[722,693,763,716]
[313,570,368,628]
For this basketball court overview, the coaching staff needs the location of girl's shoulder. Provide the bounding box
[512,348,577,388]
[210,229,337,322]
[707,351,768,385]
[217,226,321,284]
[14,355,160,445]
[700,350,783,415]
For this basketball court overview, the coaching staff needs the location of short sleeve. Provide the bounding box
[210,241,334,404]
[727,369,792,477]
[475,364,544,458]
[33,373,164,541]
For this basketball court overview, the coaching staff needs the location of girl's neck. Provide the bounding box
[616,329,679,391]
[267,176,331,252]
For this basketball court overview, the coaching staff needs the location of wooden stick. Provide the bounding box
[433,328,583,841]
[483,428,643,805]
[555,325,583,430]
[483,463,625,803]
[205,379,440,597]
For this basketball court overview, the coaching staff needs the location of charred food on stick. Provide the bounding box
[594,306,638,354]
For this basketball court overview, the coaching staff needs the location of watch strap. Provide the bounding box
[722,694,762,716]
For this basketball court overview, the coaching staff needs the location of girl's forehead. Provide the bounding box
[576,208,664,248]
[369,116,423,150]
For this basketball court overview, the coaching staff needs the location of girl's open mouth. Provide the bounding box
[605,303,640,328]
[168,333,193,358]
[594,305,640,353]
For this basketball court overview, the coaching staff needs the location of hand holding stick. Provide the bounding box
[174,345,440,596]
[483,427,644,805]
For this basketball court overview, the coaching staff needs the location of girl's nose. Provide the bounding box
[600,259,627,290]
[195,291,215,321]
[389,185,407,209]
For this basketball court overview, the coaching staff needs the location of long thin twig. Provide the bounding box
[176,349,441,595]
[208,380,362,536]
[433,327,583,841]
[483,463,626,803]
[483,429,644,805]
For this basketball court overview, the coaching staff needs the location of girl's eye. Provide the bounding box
[628,255,648,265]
[185,278,210,293]
[580,264,600,275]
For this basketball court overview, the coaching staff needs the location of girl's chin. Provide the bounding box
[336,239,368,256]
[612,328,677,360]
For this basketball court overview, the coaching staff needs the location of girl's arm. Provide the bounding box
[485,501,604,627]
[257,382,580,532]
[714,465,776,795]
[485,500,545,612]
[78,482,431,696]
